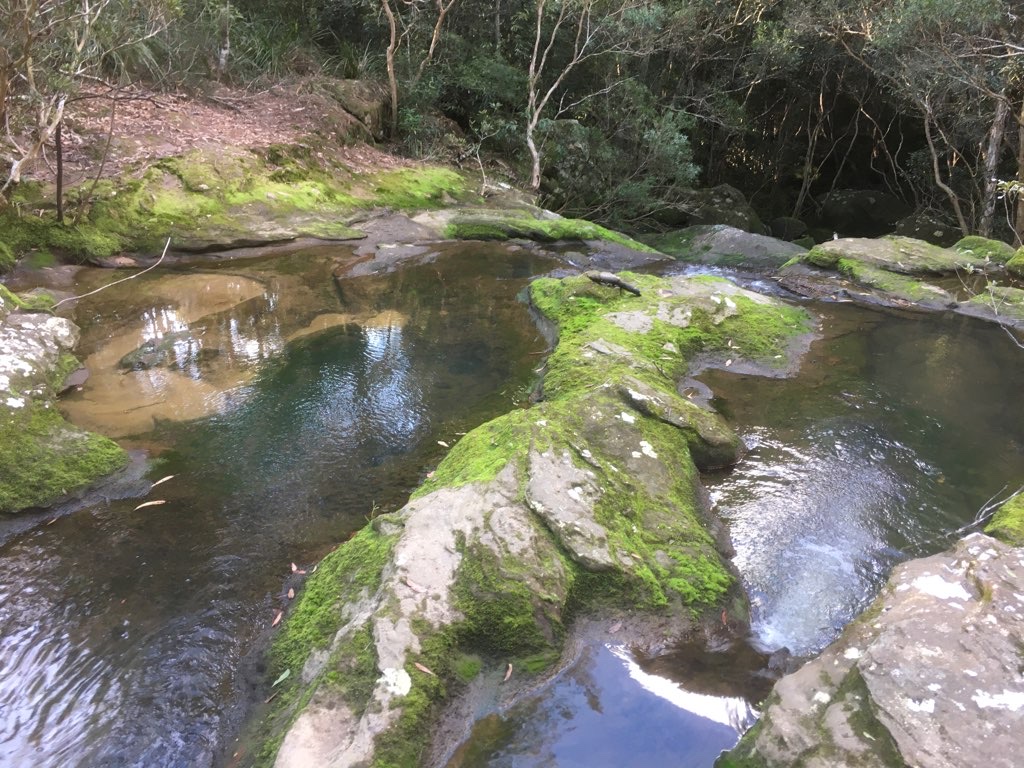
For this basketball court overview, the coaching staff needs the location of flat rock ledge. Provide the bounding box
[0,288,127,514]
[777,235,1024,331]
[721,533,1024,768]
[258,272,816,768]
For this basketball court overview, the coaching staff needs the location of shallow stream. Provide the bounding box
[3,249,1024,768]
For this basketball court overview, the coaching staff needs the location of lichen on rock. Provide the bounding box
[257,270,815,767]
[720,533,1024,768]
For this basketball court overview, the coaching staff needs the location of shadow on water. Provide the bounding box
[0,243,557,767]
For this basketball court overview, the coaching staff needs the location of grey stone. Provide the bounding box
[727,533,1024,768]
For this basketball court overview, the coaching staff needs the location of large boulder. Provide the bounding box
[0,285,127,513]
[818,189,912,237]
[259,272,816,767]
[655,185,766,234]
[647,224,806,271]
[894,212,961,246]
[720,533,1024,768]
[804,236,994,276]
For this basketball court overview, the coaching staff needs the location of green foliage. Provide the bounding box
[986,493,1024,547]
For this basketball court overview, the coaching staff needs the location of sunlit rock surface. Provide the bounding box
[722,533,1024,768]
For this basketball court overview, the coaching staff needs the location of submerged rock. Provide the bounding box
[258,272,816,767]
[720,533,1024,768]
[0,287,127,513]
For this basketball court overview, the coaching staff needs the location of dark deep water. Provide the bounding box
[3,249,1024,768]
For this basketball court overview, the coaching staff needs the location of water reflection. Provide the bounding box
[0,243,555,767]
[448,643,765,768]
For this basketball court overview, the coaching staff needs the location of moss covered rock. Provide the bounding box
[985,492,1024,546]
[0,149,477,261]
[805,236,992,276]
[645,224,806,271]
[721,533,1024,768]
[956,284,1024,330]
[1006,247,1024,278]
[261,272,815,767]
[954,235,1017,264]
[0,300,127,513]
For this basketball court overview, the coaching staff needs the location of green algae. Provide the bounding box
[986,492,1024,546]
[0,240,13,272]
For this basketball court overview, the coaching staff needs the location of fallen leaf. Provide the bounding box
[437,440,449,448]
[405,577,427,593]
[272,610,283,627]
[291,562,298,573]
[414,662,436,676]
[264,692,278,705]
[150,475,175,488]
[287,588,295,599]
[46,518,58,526]
[721,610,728,626]
[426,471,435,479]
[272,668,291,687]
[133,500,167,511]
[503,663,513,682]
[609,621,622,634]
[725,358,733,367]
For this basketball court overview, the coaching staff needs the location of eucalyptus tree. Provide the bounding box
[0,0,178,205]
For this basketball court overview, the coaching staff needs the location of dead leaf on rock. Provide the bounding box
[405,577,427,594]
[133,500,166,511]
[503,663,513,682]
[272,610,283,627]
[287,588,295,599]
[414,662,436,676]
[609,621,622,634]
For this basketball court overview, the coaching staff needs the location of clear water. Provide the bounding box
[452,302,1024,766]
[5,252,1024,768]
[0,243,555,767]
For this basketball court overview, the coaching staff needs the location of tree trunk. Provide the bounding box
[979,94,1009,238]
[923,112,970,235]
[55,118,63,223]
[381,0,399,137]
[1016,100,1024,247]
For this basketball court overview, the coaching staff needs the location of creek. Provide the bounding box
[2,247,1023,768]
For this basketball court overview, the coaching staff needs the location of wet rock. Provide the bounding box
[894,212,961,246]
[1006,247,1024,278]
[0,296,127,513]
[262,273,816,767]
[955,285,1024,330]
[819,189,912,237]
[805,236,993,276]
[647,224,806,271]
[722,533,1024,768]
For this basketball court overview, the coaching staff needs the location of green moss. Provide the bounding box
[986,492,1024,546]
[368,167,470,210]
[0,240,14,272]
[270,525,398,677]
[642,228,700,258]
[954,235,1016,264]
[805,244,841,268]
[0,399,128,513]
[836,258,952,304]
[1007,248,1024,279]
[453,535,564,656]
[444,212,656,252]
[322,624,379,715]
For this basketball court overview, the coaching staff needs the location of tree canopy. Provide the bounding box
[2,0,1023,242]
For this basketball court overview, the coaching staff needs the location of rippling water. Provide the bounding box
[704,304,1024,655]
[0,243,554,767]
